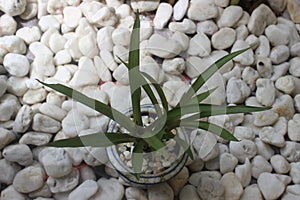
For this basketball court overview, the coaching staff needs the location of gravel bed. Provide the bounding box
[1,0,300,199]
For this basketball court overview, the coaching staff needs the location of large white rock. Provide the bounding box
[265,24,289,46]
[180,185,200,200]
[3,144,33,166]
[3,53,30,77]
[257,172,286,199]
[0,0,27,16]
[0,35,26,54]
[13,166,45,193]
[197,176,224,199]
[1,185,26,200]
[168,167,189,195]
[220,152,238,174]
[235,158,251,187]
[187,0,218,21]
[147,34,182,59]
[19,131,52,146]
[97,26,114,51]
[241,184,263,200]
[220,172,243,200]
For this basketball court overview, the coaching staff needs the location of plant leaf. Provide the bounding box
[179,46,253,105]
[173,136,194,160]
[132,141,144,179]
[128,11,142,126]
[47,132,138,147]
[37,81,136,132]
[181,121,238,141]
[184,87,218,106]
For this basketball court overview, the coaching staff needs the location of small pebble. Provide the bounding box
[270,154,291,174]
[3,144,33,166]
[257,172,286,199]
[68,180,98,200]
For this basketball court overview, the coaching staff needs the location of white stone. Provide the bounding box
[31,57,55,79]
[270,45,290,64]
[79,166,96,182]
[179,185,200,200]
[287,0,300,23]
[62,110,89,137]
[0,94,20,122]
[265,25,289,46]
[253,138,274,161]
[0,14,17,36]
[241,67,259,91]
[255,35,270,57]
[94,56,112,82]
[280,141,300,162]
[270,155,290,174]
[241,184,263,200]
[231,40,254,65]
[13,165,45,193]
[162,58,185,75]
[39,103,67,121]
[0,75,6,98]
[251,155,273,179]
[256,78,275,107]
[0,35,26,54]
[113,64,129,85]
[29,41,53,58]
[65,148,84,166]
[54,50,72,65]
[291,42,300,57]
[140,20,153,41]
[153,3,172,29]
[0,158,21,185]
[220,172,243,200]
[47,168,79,193]
[13,105,33,133]
[125,187,148,200]
[290,163,300,184]
[3,53,30,77]
[212,28,236,50]
[271,62,290,81]
[236,25,249,41]
[63,6,82,28]
[168,167,189,195]
[288,114,300,141]
[235,158,251,187]
[256,57,273,78]
[49,32,67,53]
[247,4,277,36]
[23,88,47,105]
[100,49,118,71]
[275,76,295,95]
[0,127,15,150]
[130,0,160,12]
[0,0,26,16]
[233,126,254,140]
[38,15,61,32]
[273,95,295,120]
[1,185,26,200]
[196,176,224,199]
[259,126,286,147]
[19,132,52,146]
[32,113,61,134]
[97,26,114,51]
[113,45,128,64]
[90,6,118,27]
[3,144,33,166]
[188,32,211,57]
[218,6,243,27]
[169,18,196,34]
[173,0,189,21]
[20,2,38,20]
[65,37,83,61]
[68,180,98,200]
[226,77,251,104]
[39,147,73,178]
[254,109,279,127]
[229,140,257,163]
[115,4,131,18]
[147,34,182,59]
[92,178,124,200]
[148,182,173,200]
[187,0,218,21]
[257,172,286,199]
[220,152,238,174]
[171,31,190,52]
[69,57,99,87]
[196,20,218,36]
[78,33,99,58]
[289,57,300,77]
[16,26,41,44]
[82,146,108,165]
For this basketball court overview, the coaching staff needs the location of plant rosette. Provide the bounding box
[107,104,189,185]
[38,11,269,185]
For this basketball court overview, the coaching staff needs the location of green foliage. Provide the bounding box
[39,12,269,177]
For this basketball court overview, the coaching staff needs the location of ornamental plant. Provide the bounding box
[39,12,268,178]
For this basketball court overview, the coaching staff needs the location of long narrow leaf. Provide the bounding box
[38,81,136,132]
[173,136,194,160]
[132,142,144,179]
[179,46,254,105]
[180,121,238,141]
[184,87,218,106]
[47,132,137,147]
[128,11,142,126]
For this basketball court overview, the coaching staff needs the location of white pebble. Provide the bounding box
[173,0,189,21]
[130,0,160,12]
[270,45,290,64]
[19,132,52,146]
[0,75,7,98]
[275,76,295,94]
[217,6,243,27]
[68,180,98,200]
[62,110,89,137]
[79,33,99,58]
[168,167,189,195]
[0,35,26,54]
[231,40,254,65]
[16,26,41,44]
[179,185,200,200]
[54,50,71,65]
[148,182,173,200]
[235,159,251,187]
[13,105,33,133]
[288,114,300,142]
[257,172,286,199]
[259,126,286,147]
[256,57,273,78]
[241,184,263,200]
[162,58,185,75]
[235,25,249,41]
[0,127,15,150]
[188,32,211,57]
[0,158,21,185]
[0,14,17,36]
[289,57,300,77]
[256,78,275,106]
[0,0,27,16]
[154,3,173,29]
[212,28,236,50]
[226,77,251,104]
[13,165,45,193]
[265,24,289,46]
[20,1,38,20]
[187,0,218,21]
[3,53,30,77]
[220,152,238,174]
[93,178,124,200]
[38,15,61,32]
[1,185,26,200]
[32,113,61,134]
[63,6,82,28]
[290,162,300,184]
[169,18,196,34]
[255,35,270,57]
[251,155,272,179]
[100,49,118,71]
[254,138,274,160]
[229,140,257,163]
[254,110,279,127]
[3,144,33,166]
[287,0,300,23]
[280,141,300,162]
[97,26,114,51]
[270,154,291,174]
[197,20,218,36]
[197,176,224,199]
[47,168,79,193]
[23,88,47,105]
[291,42,300,57]
[220,172,243,200]
[49,32,67,53]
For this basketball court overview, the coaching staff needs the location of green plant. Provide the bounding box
[38,12,268,178]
